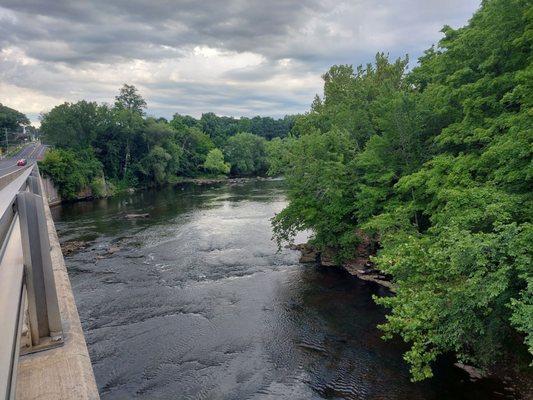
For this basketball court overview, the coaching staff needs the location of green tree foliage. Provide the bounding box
[171,113,201,130]
[40,101,103,149]
[135,118,183,186]
[274,54,413,255]
[174,127,214,177]
[114,83,147,115]
[274,0,532,380]
[265,137,296,176]
[0,103,29,132]
[40,84,287,189]
[0,104,31,149]
[200,112,295,147]
[39,148,103,200]
[224,132,269,176]
[203,148,230,175]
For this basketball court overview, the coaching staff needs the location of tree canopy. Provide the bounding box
[273,0,532,381]
[224,132,269,176]
[0,103,30,132]
[203,148,230,175]
[39,84,292,195]
[114,83,147,115]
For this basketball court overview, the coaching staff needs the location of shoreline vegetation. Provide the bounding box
[37,84,295,202]
[291,237,532,396]
[269,0,531,392]
[48,175,279,205]
[2,0,528,395]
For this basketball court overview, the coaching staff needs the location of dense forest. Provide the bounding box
[272,0,532,381]
[38,85,296,198]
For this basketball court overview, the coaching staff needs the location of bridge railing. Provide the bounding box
[0,164,63,399]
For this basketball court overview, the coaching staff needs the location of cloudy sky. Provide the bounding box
[0,0,480,124]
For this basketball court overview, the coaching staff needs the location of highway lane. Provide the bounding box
[0,142,48,178]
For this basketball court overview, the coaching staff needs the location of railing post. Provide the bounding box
[16,189,63,351]
[0,218,25,400]
[26,176,42,197]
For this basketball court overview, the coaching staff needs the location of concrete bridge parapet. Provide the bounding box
[15,174,99,399]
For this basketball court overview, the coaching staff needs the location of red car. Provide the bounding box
[17,159,27,166]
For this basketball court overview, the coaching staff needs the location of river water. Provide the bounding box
[51,180,514,399]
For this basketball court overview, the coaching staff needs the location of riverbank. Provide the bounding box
[174,176,274,186]
[47,175,278,206]
[291,241,532,398]
[290,241,395,292]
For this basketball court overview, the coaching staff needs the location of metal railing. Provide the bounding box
[0,164,63,399]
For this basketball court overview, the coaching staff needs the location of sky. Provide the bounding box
[0,0,480,125]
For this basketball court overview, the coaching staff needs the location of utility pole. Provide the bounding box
[3,128,7,159]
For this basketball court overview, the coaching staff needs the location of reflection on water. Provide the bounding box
[52,180,515,399]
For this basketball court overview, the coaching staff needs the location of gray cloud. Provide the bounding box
[0,0,323,63]
[0,0,479,122]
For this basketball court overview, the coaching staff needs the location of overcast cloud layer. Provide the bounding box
[0,0,480,124]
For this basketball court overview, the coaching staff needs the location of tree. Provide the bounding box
[203,148,230,175]
[136,143,182,187]
[369,0,533,379]
[37,82,293,192]
[273,53,411,257]
[170,113,201,130]
[0,104,29,132]
[40,101,102,149]
[133,118,183,186]
[113,85,147,178]
[144,118,176,151]
[224,132,268,176]
[198,112,296,146]
[114,84,147,115]
[175,127,214,176]
[265,137,295,176]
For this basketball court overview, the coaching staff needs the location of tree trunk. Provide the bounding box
[123,139,130,179]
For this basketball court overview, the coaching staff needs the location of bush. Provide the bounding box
[203,148,230,175]
[90,177,107,198]
[39,148,103,200]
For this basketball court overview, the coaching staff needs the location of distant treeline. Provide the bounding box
[0,103,38,147]
[37,84,296,198]
[0,103,29,132]
[174,112,296,145]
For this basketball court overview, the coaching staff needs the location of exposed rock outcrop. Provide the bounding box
[61,240,90,256]
[290,232,395,292]
[319,247,337,267]
[289,243,319,263]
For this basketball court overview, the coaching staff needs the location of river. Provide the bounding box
[51,180,514,399]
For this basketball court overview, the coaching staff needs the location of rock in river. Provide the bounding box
[125,213,150,219]
[61,240,89,256]
[289,243,318,263]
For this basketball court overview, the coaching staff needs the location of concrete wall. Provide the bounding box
[16,177,100,399]
[41,177,61,206]
[41,175,109,206]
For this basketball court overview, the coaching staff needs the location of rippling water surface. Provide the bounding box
[52,180,514,399]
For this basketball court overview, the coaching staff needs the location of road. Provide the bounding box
[0,142,48,178]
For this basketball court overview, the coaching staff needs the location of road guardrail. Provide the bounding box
[0,164,63,399]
